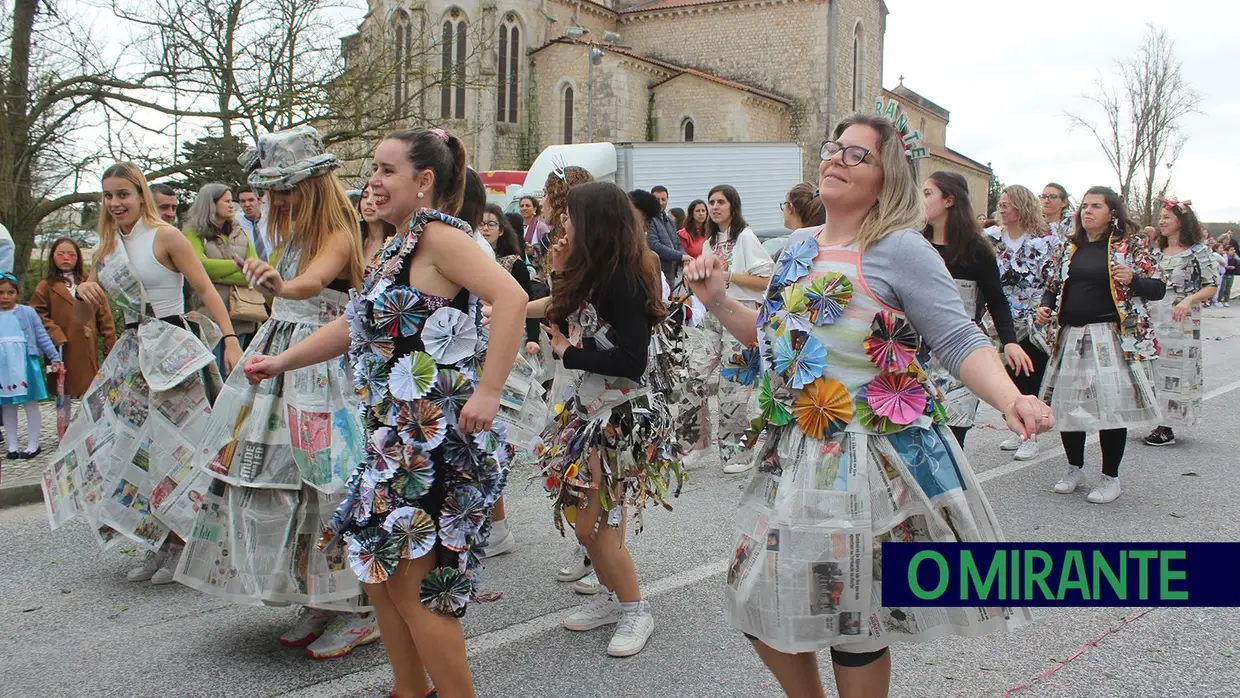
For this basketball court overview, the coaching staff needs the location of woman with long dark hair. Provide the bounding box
[1143,196,1218,446]
[527,180,682,658]
[677,199,708,259]
[922,172,1030,446]
[1036,186,1166,504]
[358,183,396,262]
[682,184,773,474]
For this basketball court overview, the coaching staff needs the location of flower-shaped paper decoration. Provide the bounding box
[721,346,762,386]
[389,351,437,402]
[354,353,389,407]
[865,371,926,426]
[792,377,853,440]
[567,303,600,347]
[353,323,395,361]
[420,567,473,618]
[427,369,473,425]
[773,330,828,390]
[439,485,487,552]
[382,506,437,560]
[347,526,401,584]
[374,286,428,338]
[805,273,853,326]
[422,307,478,365]
[758,373,794,426]
[863,311,919,372]
[396,399,447,450]
[774,237,818,286]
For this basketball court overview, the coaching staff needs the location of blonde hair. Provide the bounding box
[830,113,925,250]
[94,162,167,264]
[1001,184,1047,237]
[267,175,365,290]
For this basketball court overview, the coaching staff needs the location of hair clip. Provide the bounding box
[874,98,929,161]
[0,271,18,283]
[429,127,449,143]
[1158,195,1192,213]
[551,154,569,182]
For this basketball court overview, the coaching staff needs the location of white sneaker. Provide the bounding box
[150,544,183,585]
[1052,467,1086,494]
[305,612,381,659]
[680,449,708,470]
[1013,438,1039,461]
[1087,475,1122,504]
[126,548,167,582]
[280,607,334,648]
[573,570,600,595]
[722,460,753,474]
[563,592,621,631]
[607,601,655,657]
[556,556,592,583]
[483,520,516,558]
[999,434,1022,451]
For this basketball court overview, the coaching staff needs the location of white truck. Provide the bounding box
[514,142,804,235]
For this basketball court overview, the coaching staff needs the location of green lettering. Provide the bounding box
[1010,546,1020,600]
[1130,550,1157,600]
[1058,550,1090,601]
[1159,550,1188,601]
[962,550,1004,601]
[908,551,949,599]
[1092,550,1126,600]
[1023,550,1055,601]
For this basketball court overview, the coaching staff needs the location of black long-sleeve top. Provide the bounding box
[932,243,1018,346]
[559,271,651,381]
[1042,237,1166,327]
[506,259,543,344]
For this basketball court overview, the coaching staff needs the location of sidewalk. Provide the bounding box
[0,399,62,507]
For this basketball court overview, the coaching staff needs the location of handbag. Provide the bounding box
[228,284,269,323]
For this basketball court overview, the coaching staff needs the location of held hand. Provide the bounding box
[541,323,570,358]
[550,236,570,273]
[683,254,727,308]
[76,281,107,308]
[481,303,492,327]
[243,354,284,384]
[458,388,499,434]
[681,254,694,264]
[1003,343,1035,377]
[1035,306,1052,325]
[1172,299,1192,322]
[223,341,242,375]
[49,362,64,375]
[1002,394,1055,441]
[525,341,540,356]
[243,258,284,295]
[1112,262,1133,286]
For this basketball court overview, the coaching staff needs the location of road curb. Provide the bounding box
[0,476,43,508]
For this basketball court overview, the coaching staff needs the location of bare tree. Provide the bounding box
[1066,24,1201,225]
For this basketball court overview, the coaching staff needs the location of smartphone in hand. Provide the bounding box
[233,254,276,292]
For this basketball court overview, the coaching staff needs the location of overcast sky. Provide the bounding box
[882,0,1239,222]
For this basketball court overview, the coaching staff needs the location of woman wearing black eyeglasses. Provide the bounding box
[1041,183,1074,239]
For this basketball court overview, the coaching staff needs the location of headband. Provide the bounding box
[874,98,929,163]
[1158,195,1193,213]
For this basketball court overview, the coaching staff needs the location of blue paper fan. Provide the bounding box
[721,346,762,386]
[773,237,818,286]
[772,330,828,390]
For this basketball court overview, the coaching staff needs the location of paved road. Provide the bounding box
[3,309,1239,698]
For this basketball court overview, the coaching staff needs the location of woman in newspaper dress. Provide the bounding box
[175,127,380,659]
[684,111,1047,696]
[244,128,526,698]
[1142,198,1218,447]
[1042,183,1075,240]
[529,181,685,658]
[1036,186,1165,505]
[40,162,242,579]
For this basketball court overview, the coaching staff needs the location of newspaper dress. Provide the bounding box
[1148,243,1218,426]
[533,292,687,539]
[926,279,981,428]
[318,209,510,618]
[724,232,1031,654]
[175,242,367,606]
[40,221,222,553]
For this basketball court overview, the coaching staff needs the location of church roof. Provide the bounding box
[929,146,991,174]
[887,84,950,121]
[530,37,792,106]
[622,0,735,12]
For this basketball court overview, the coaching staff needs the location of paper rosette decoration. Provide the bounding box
[427,369,473,424]
[374,286,428,338]
[354,352,389,406]
[721,346,762,386]
[441,429,481,476]
[567,303,601,347]
[347,526,401,583]
[805,273,852,326]
[774,237,818,286]
[773,330,828,390]
[422,307,478,365]
[438,484,487,551]
[352,322,395,361]
[863,311,919,372]
[382,506,438,560]
[792,377,853,440]
[389,444,434,500]
[389,351,438,401]
[420,566,473,617]
[395,399,447,450]
[865,371,926,425]
[758,373,794,426]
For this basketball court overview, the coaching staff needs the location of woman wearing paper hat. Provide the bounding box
[175,125,379,660]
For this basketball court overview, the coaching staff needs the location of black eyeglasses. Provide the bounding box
[820,141,875,167]
[779,202,792,211]
[480,221,500,230]
[1039,194,1063,201]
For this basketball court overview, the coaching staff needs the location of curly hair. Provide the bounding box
[1155,200,1205,249]
[540,165,593,275]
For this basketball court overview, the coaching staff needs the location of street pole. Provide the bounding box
[587,53,594,143]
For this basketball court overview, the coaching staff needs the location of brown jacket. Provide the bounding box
[30,277,117,398]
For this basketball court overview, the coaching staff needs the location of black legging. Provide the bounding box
[1061,429,1127,477]
[742,633,888,667]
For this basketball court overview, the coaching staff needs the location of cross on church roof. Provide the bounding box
[898,74,904,85]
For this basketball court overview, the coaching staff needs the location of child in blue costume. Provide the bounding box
[0,272,62,459]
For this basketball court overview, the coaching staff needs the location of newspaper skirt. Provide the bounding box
[536,391,685,538]
[1149,301,1205,427]
[926,356,980,429]
[724,425,1033,654]
[1039,323,1161,433]
[680,308,758,463]
[40,318,223,553]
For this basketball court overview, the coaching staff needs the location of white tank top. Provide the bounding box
[121,219,184,317]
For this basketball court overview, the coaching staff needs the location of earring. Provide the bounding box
[417,191,425,199]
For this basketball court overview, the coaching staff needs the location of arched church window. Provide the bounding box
[440,11,468,119]
[682,118,695,142]
[563,85,574,144]
[496,14,521,123]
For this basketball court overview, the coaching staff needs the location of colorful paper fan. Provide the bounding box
[352,323,395,361]
[422,307,478,365]
[758,373,794,426]
[439,485,487,552]
[353,353,389,407]
[742,415,769,450]
[427,369,473,425]
[396,400,447,450]
[346,526,401,584]
[863,311,919,371]
[805,273,853,326]
[374,286,428,338]
[389,351,438,402]
[854,386,897,434]
[721,346,762,386]
[370,485,395,516]
[792,377,853,440]
[420,566,473,618]
[758,286,785,327]
[441,429,481,476]
[780,284,809,316]
[368,426,403,478]
[925,394,948,424]
[772,330,828,390]
[774,237,818,286]
[865,371,927,426]
[382,506,437,560]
